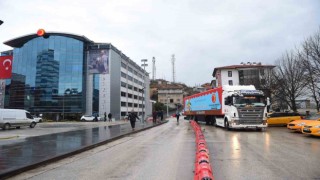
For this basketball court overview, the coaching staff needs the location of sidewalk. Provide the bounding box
[0,119,168,179]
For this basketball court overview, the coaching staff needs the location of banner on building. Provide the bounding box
[88,49,109,74]
[0,55,13,79]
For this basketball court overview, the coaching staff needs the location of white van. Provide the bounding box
[0,109,37,130]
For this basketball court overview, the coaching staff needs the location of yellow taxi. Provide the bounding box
[287,114,320,132]
[267,112,301,126]
[302,120,320,137]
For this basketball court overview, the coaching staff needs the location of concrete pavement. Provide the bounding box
[0,119,168,179]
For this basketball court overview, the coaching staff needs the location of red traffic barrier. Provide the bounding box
[190,120,214,180]
[196,151,209,160]
[197,169,214,180]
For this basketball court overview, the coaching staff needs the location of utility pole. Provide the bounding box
[152,57,156,80]
[166,94,169,117]
[171,54,176,83]
[141,59,148,123]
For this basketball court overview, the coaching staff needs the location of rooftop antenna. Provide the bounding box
[171,54,176,83]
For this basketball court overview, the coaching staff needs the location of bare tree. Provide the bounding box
[298,49,320,111]
[302,29,320,74]
[272,51,307,112]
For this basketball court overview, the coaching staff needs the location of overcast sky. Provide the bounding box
[0,0,319,86]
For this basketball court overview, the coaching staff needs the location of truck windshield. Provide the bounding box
[234,96,265,107]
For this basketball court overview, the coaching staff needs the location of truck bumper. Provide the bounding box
[229,124,267,129]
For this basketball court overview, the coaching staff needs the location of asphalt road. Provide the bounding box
[8,118,320,180]
[205,124,320,180]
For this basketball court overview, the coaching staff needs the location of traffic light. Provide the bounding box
[37,29,49,39]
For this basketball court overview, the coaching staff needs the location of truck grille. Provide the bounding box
[237,107,265,125]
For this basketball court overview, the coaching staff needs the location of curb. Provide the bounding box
[0,135,19,140]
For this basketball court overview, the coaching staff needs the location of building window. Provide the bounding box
[121,82,126,88]
[128,66,133,73]
[121,102,126,106]
[228,71,232,77]
[121,72,126,78]
[128,84,133,90]
[134,103,138,107]
[128,93,132,98]
[134,95,138,99]
[128,103,133,107]
[228,80,233,85]
[121,62,127,68]
[121,112,127,116]
[121,92,126,97]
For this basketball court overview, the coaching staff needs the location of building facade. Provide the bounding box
[1,31,151,120]
[212,62,275,90]
[158,86,183,109]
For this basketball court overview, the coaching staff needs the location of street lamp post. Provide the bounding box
[141,59,148,124]
[166,95,169,117]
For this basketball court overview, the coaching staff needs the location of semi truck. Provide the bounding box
[183,85,268,130]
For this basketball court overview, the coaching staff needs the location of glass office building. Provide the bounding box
[1,32,151,120]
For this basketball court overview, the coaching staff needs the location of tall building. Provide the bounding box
[1,31,151,120]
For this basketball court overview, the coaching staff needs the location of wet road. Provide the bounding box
[0,120,160,178]
[9,119,320,180]
[205,125,320,179]
[11,118,195,180]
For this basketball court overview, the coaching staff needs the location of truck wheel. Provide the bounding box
[3,123,10,130]
[225,121,230,130]
[212,119,216,126]
[30,122,36,128]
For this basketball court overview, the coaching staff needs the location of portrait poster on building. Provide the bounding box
[88,49,109,74]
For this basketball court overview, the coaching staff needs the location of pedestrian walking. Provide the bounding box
[152,111,157,124]
[104,112,107,122]
[176,112,180,123]
[128,110,139,130]
[94,113,99,122]
[160,110,164,121]
[157,110,161,123]
[108,113,112,122]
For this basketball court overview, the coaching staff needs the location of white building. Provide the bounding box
[212,62,275,89]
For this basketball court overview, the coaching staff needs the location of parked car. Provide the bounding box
[80,115,101,121]
[0,109,37,130]
[32,115,43,123]
[302,120,320,136]
[267,112,302,126]
[287,114,320,132]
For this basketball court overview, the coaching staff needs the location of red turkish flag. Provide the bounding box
[0,56,13,79]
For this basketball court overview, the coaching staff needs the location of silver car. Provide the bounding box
[80,115,101,121]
